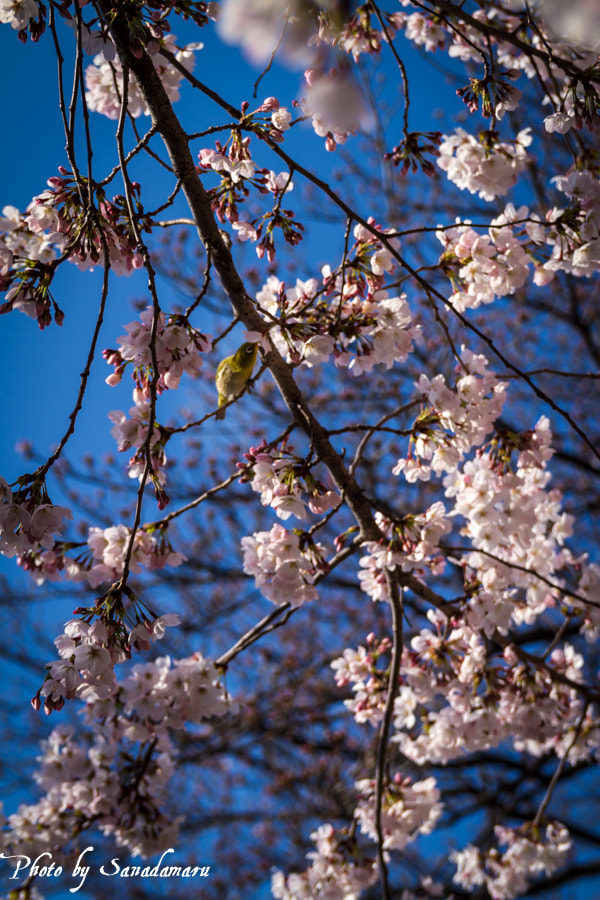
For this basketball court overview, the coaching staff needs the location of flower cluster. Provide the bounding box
[107,402,168,492]
[391,611,587,765]
[240,440,338,521]
[1,725,178,863]
[452,822,572,900]
[17,522,185,587]
[0,0,42,32]
[198,126,302,260]
[271,823,378,900]
[241,523,326,606]
[86,523,185,584]
[542,45,600,133]
[331,634,392,726]
[354,774,443,850]
[105,306,212,394]
[541,169,600,280]
[303,68,370,151]
[0,199,66,326]
[83,650,236,738]
[394,350,507,481]
[217,0,315,66]
[0,476,71,559]
[0,199,63,266]
[104,307,211,496]
[436,206,535,311]
[391,9,447,53]
[435,169,600,306]
[358,504,450,601]
[256,265,417,375]
[85,36,200,119]
[437,128,532,201]
[444,416,574,632]
[5,653,234,863]
[198,145,257,190]
[34,613,181,713]
[0,174,150,327]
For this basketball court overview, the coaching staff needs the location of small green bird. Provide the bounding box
[215,341,258,419]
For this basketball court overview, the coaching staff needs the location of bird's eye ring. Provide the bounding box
[245,345,254,353]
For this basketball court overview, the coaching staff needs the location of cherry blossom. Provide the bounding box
[354,774,443,850]
[9,649,234,865]
[241,523,326,606]
[0,477,72,559]
[104,306,211,397]
[240,441,338,522]
[217,0,318,66]
[304,68,371,150]
[0,0,39,30]
[271,823,378,900]
[85,36,200,119]
[437,128,532,201]
[452,822,572,900]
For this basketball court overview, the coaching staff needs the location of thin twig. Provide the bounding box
[533,702,590,827]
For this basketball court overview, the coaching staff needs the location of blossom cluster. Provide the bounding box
[217,0,314,67]
[198,145,258,188]
[0,175,148,327]
[391,616,588,765]
[0,200,64,267]
[331,634,392,726]
[303,67,370,151]
[436,206,536,312]
[393,380,577,637]
[105,306,211,394]
[542,47,600,133]
[357,503,450,602]
[255,240,417,375]
[437,128,532,201]
[104,306,211,494]
[0,476,71,560]
[18,521,185,588]
[542,169,600,280]
[354,774,443,850]
[0,199,66,326]
[83,650,237,738]
[0,725,179,863]
[271,823,378,900]
[387,0,600,135]
[452,823,572,900]
[34,613,180,713]
[0,0,41,32]
[272,774,442,898]
[4,652,234,863]
[394,349,507,481]
[435,168,600,307]
[240,439,338,521]
[444,418,574,632]
[198,123,302,260]
[333,611,593,819]
[85,35,200,119]
[241,523,326,606]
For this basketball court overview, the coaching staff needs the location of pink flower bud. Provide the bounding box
[259,97,280,111]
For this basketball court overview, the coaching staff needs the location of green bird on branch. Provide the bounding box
[215,342,259,420]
